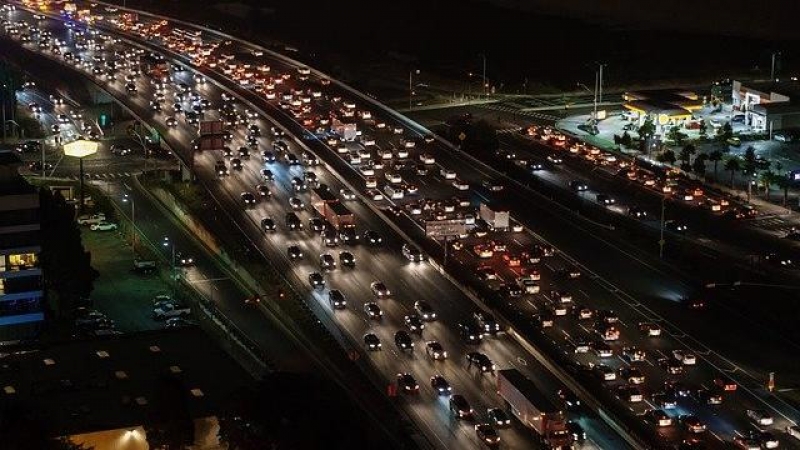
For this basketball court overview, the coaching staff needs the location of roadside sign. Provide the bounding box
[425,219,467,238]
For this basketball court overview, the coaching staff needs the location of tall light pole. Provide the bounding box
[409,69,419,110]
[659,195,666,259]
[482,54,487,98]
[771,52,781,81]
[123,194,136,253]
[163,236,177,297]
[63,139,98,213]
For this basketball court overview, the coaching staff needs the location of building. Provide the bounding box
[732,80,800,132]
[622,89,703,126]
[0,150,43,341]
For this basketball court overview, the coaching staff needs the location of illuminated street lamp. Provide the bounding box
[63,139,98,213]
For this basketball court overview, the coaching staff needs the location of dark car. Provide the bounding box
[339,251,356,267]
[240,192,256,208]
[261,217,277,232]
[363,333,381,351]
[396,373,419,395]
[394,330,414,352]
[450,395,474,420]
[567,421,586,442]
[430,375,452,395]
[308,272,325,289]
[328,289,346,309]
[287,245,303,260]
[364,230,383,246]
[466,352,496,373]
[558,389,581,410]
[404,315,425,334]
[364,302,383,320]
[459,322,483,344]
[487,408,511,428]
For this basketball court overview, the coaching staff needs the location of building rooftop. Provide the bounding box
[0,151,37,196]
[739,80,800,99]
[0,328,254,437]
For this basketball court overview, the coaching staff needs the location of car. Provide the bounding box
[289,197,304,210]
[567,421,586,442]
[694,388,723,405]
[370,281,391,298]
[394,330,414,352]
[747,409,774,426]
[90,221,118,231]
[639,322,662,337]
[713,376,737,392]
[364,333,382,351]
[425,340,448,360]
[557,389,581,410]
[396,373,419,394]
[165,317,195,329]
[339,251,356,267]
[153,302,191,320]
[764,252,794,268]
[110,145,132,156]
[658,357,684,375]
[309,218,326,233]
[430,375,452,395]
[317,253,336,271]
[487,408,510,428]
[328,289,346,309]
[645,409,673,427]
[758,431,780,449]
[78,213,107,226]
[679,415,706,434]
[308,272,325,289]
[733,434,762,450]
[364,302,383,320]
[569,180,588,192]
[664,380,693,398]
[176,252,195,267]
[672,350,697,365]
[620,367,645,384]
[458,322,483,344]
[617,385,644,403]
[363,230,383,246]
[257,217,276,234]
[414,301,436,321]
[788,425,800,440]
[592,363,616,381]
[240,192,257,207]
[404,315,425,334]
[466,352,496,373]
[547,154,563,164]
[557,265,581,279]
[473,311,501,335]
[591,338,613,357]
[596,193,615,205]
[287,245,303,260]
[450,395,474,420]
[652,391,677,409]
[475,424,500,447]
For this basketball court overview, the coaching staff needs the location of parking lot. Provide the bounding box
[81,227,171,332]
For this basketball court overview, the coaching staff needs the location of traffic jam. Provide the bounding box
[4,1,800,449]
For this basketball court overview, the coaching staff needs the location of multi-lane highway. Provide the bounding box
[4,1,800,449]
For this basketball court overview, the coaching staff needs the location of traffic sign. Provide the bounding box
[425,219,467,238]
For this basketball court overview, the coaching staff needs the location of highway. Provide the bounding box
[0,4,627,449]
[4,2,800,449]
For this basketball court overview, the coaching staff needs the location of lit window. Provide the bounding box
[8,254,37,269]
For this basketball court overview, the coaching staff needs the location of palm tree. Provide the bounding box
[724,157,741,189]
[679,144,696,165]
[760,170,775,200]
[692,154,709,179]
[774,175,791,206]
[709,150,723,182]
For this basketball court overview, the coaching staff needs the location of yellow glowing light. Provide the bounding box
[63,139,98,158]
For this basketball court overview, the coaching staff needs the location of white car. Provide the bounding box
[419,153,435,165]
[672,350,696,365]
[788,425,800,440]
[90,221,118,231]
[340,188,356,200]
[385,172,402,184]
[452,179,469,191]
[440,169,457,180]
[77,213,106,225]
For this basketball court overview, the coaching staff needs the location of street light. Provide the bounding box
[409,69,420,110]
[63,139,98,213]
[163,236,177,297]
[122,194,136,253]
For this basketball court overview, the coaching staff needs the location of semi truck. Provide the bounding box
[199,119,225,136]
[310,187,355,230]
[497,369,573,449]
[480,203,510,230]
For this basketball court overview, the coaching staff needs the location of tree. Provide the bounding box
[679,144,696,165]
[620,131,633,148]
[760,170,776,200]
[0,60,23,127]
[656,149,677,165]
[667,125,687,146]
[717,122,733,142]
[692,154,709,178]
[708,150,723,181]
[699,119,708,138]
[742,146,757,177]
[39,189,99,320]
[724,157,742,188]
[638,116,656,140]
[774,175,791,206]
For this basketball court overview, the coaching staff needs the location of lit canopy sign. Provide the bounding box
[63,139,98,158]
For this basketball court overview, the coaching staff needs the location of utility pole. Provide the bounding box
[592,69,599,126]
[598,63,605,103]
[482,54,487,99]
[770,52,780,81]
[659,196,666,259]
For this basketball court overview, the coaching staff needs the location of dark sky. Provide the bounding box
[487,0,799,40]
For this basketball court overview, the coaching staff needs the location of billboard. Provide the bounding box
[424,219,467,239]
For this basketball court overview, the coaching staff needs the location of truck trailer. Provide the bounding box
[310,187,355,230]
[480,203,510,230]
[497,369,573,449]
